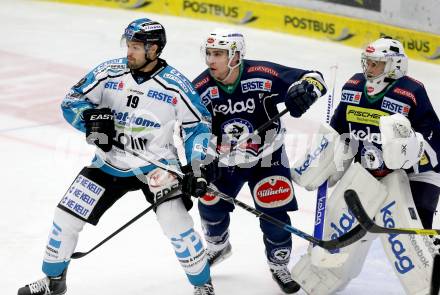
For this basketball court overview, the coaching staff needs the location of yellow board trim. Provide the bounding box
[40,0,440,64]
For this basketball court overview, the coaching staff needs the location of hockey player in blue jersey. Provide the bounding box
[192,29,327,294]
[291,37,440,295]
[18,18,216,295]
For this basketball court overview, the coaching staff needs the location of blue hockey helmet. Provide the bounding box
[122,18,167,55]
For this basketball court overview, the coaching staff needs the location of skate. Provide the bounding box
[270,265,301,294]
[193,280,215,295]
[206,242,232,267]
[18,269,67,295]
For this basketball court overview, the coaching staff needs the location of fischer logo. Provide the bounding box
[213,98,255,115]
[380,201,415,274]
[341,90,362,104]
[241,78,272,93]
[381,97,410,116]
[253,176,293,208]
[293,136,329,176]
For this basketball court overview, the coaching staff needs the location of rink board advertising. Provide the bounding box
[42,0,440,64]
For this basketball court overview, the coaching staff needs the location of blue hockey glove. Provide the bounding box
[284,80,318,118]
[83,108,116,152]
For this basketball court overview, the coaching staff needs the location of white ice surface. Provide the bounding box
[1,1,440,294]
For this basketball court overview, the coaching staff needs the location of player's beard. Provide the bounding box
[128,58,144,70]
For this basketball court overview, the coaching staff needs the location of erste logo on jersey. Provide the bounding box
[341,90,362,104]
[253,176,293,208]
[241,78,272,93]
[105,80,124,91]
[381,97,410,116]
[147,88,178,105]
[201,86,220,101]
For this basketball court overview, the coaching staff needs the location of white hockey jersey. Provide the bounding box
[61,58,211,176]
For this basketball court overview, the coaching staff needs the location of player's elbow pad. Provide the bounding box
[380,114,425,170]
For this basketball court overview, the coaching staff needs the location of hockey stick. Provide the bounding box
[313,65,337,240]
[431,254,440,295]
[71,109,291,259]
[117,142,367,250]
[71,187,181,259]
[344,189,440,235]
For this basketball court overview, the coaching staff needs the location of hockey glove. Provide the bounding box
[83,108,116,152]
[181,159,221,198]
[285,80,318,118]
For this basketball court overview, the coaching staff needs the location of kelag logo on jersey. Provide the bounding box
[381,97,410,116]
[241,78,272,93]
[147,89,177,105]
[104,81,124,91]
[341,90,361,104]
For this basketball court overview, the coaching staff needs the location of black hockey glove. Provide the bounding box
[83,108,116,152]
[181,159,221,198]
[284,80,318,118]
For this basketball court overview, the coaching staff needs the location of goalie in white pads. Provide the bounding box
[290,37,440,294]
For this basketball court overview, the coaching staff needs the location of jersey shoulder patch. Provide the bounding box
[91,58,128,78]
[159,65,197,95]
[245,60,280,77]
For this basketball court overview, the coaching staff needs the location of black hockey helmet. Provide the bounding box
[122,18,167,55]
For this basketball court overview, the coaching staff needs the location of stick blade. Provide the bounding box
[71,252,87,259]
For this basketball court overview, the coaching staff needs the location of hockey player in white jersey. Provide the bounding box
[18,18,215,295]
[290,37,440,294]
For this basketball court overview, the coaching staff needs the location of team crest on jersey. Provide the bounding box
[221,118,254,145]
[104,81,124,91]
[241,78,272,93]
[381,97,410,116]
[253,176,293,208]
[341,90,362,104]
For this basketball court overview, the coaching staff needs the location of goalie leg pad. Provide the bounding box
[378,170,435,295]
[292,233,376,295]
[291,163,387,294]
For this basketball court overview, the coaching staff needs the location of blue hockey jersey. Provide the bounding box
[192,59,321,163]
[331,73,440,178]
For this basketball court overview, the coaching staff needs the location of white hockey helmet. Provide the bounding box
[202,29,246,67]
[361,37,408,95]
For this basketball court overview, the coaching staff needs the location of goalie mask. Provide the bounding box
[201,29,246,82]
[361,37,408,96]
